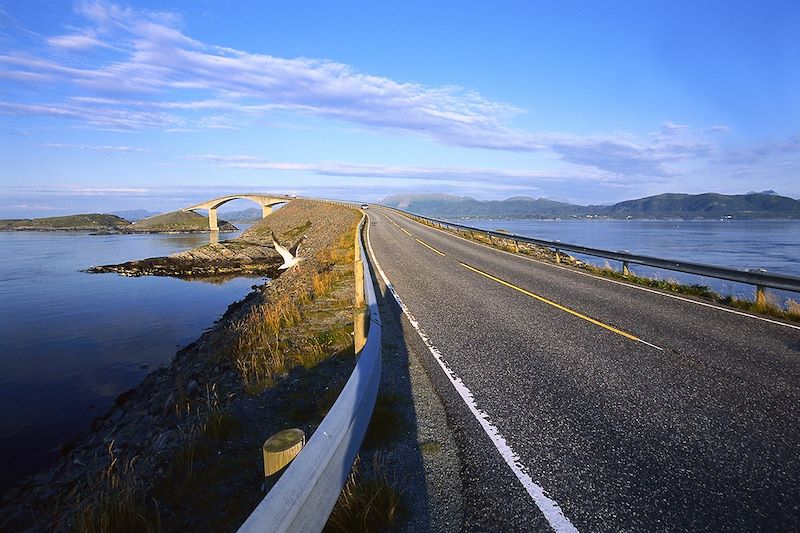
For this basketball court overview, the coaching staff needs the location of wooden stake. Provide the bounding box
[263,428,305,477]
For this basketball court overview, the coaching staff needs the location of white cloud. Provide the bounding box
[42,143,150,152]
[2,1,794,193]
[186,154,610,185]
[47,33,105,49]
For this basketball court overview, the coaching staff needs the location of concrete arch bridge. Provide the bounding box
[183,193,288,231]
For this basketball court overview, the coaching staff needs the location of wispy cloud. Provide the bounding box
[186,154,610,184]
[2,1,796,197]
[42,142,150,152]
[0,1,730,182]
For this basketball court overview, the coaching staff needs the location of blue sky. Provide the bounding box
[1,0,798,216]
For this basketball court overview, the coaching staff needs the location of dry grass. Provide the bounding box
[325,455,405,533]
[203,384,240,441]
[73,444,161,533]
[317,221,357,266]
[754,289,781,313]
[296,338,328,368]
[787,299,800,318]
[313,271,335,296]
[226,215,360,393]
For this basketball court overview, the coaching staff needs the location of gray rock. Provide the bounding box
[110,409,124,424]
[163,392,176,415]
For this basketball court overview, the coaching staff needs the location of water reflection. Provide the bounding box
[0,222,259,490]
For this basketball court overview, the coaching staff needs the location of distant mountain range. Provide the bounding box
[381,191,800,219]
[217,207,263,221]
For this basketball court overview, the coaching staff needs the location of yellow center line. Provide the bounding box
[415,238,446,256]
[384,214,410,234]
[460,262,663,350]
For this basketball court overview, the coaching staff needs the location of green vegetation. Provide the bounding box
[604,191,800,219]
[130,210,236,232]
[0,213,130,230]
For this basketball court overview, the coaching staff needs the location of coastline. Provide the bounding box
[0,200,363,531]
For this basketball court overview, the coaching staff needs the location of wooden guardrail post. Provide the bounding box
[354,214,369,352]
[555,249,561,264]
[622,261,631,277]
[263,429,305,479]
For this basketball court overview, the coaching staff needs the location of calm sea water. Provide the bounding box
[454,219,800,302]
[0,225,259,491]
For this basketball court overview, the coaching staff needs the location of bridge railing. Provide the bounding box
[238,211,381,532]
[384,206,800,296]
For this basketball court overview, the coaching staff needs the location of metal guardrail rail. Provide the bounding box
[238,213,381,532]
[385,206,800,295]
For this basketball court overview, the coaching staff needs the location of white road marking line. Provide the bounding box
[392,211,800,332]
[366,215,579,533]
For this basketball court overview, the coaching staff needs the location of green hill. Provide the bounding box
[381,191,800,219]
[130,210,237,232]
[603,192,800,218]
[0,214,131,231]
[382,194,587,218]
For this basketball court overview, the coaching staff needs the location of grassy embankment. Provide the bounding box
[413,216,800,323]
[74,207,403,532]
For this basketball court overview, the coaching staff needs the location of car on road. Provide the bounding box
[361,204,369,209]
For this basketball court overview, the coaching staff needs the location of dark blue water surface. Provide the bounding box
[0,225,259,491]
[454,218,800,302]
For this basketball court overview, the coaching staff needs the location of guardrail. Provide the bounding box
[238,212,381,532]
[385,207,800,297]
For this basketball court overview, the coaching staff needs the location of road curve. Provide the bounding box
[364,206,800,532]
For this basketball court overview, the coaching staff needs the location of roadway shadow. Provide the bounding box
[355,257,435,530]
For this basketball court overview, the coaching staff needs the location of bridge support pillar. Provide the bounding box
[261,204,273,218]
[208,208,219,232]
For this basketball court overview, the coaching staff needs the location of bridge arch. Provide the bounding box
[182,193,288,231]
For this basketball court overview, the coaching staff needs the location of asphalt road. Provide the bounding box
[364,206,800,532]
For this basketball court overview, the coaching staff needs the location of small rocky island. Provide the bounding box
[86,234,282,278]
[0,210,236,234]
[125,210,237,233]
[0,213,131,231]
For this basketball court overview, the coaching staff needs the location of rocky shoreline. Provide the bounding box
[0,210,238,234]
[0,200,362,531]
[85,239,282,278]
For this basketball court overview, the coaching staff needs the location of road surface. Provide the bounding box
[364,206,800,532]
